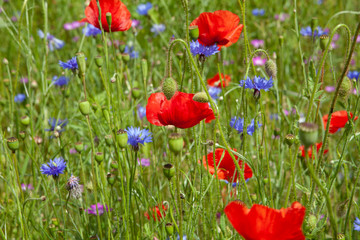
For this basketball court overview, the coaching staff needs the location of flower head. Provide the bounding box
[40,157,67,177]
[322,110,358,134]
[66,175,82,199]
[124,46,139,59]
[86,203,111,216]
[190,10,243,49]
[146,92,215,129]
[151,24,166,35]
[138,158,150,167]
[274,13,289,21]
[20,77,29,84]
[299,142,328,158]
[144,203,167,221]
[64,21,85,30]
[230,117,262,136]
[190,40,219,58]
[14,93,26,103]
[253,56,267,66]
[246,119,262,136]
[137,2,152,15]
[300,26,329,37]
[207,73,231,88]
[83,23,102,37]
[354,217,360,231]
[250,39,264,48]
[347,70,359,81]
[46,118,68,132]
[126,126,152,150]
[208,87,222,100]
[252,8,265,16]
[137,105,146,120]
[52,76,69,87]
[37,30,64,51]
[21,183,34,191]
[225,201,306,240]
[240,76,273,91]
[59,57,78,70]
[81,0,132,32]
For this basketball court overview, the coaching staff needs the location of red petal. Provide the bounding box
[322,111,358,134]
[207,73,231,87]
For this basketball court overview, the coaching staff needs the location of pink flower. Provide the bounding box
[250,39,264,48]
[325,86,336,92]
[253,56,266,66]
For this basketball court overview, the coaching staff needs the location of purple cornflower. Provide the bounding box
[46,118,68,132]
[354,217,360,231]
[138,158,150,167]
[59,57,78,70]
[150,24,166,35]
[126,126,152,151]
[208,86,222,100]
[83,24,102,37]
[69,148,77,154]
[137,105,146,120]
[52,76,69,87]
[325,86,336,92]
[240,76,273,91]
[252,9,265,16]
[14,93,26,103]
[253,56,266,66]
[357,35,360,43]
[246,119,262,136]
[132,19,141,29]
[230,117,262,136]
[190,40,219,58]
[300,26,329,37]
[21,184,34,191]
[137,2,152,15]
[250,39,264,48]
[348,71,359,81]
[20,77,29,84]
[274,13,289,21]
[40,157,66,177]
[63,21,85,30]
[37,30,64,51]
[124,46,139,59]
[86,203,110,216]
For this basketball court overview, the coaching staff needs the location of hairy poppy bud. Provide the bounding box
[116,129,128,149]
[265,59,277,78]
[105,135,113,146]
[95,56,103,68]
[79,101,90,115]
[193,92,209,103]
[106,12,112,28]
[299,122,318,148]
[75,142,84,153]
[7,137,19,152]
[95,152,104,163]
[20,115,30,126]
[162,77,177,100]
[141,59,148,81]
[189,26,199,39]
[168,133,184,154]
[19,131,26,140]
[338,77,352,103]
[319,35,329,51]
[163,163,175,180]
[284,134,295,147]
[165,223,174,236]
[76,52,86,76]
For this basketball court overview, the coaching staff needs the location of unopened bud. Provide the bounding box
[319,35,329,51]
[193,92,208,103]
[338,77,352,103]
[76,52,86,76]
[106,12,112,28]
[79,101,90,115]
[162,77,177,100]
[265,59,277,78]
[95,56,103,68]
[284,134,295,147]
[165,223,174,236]
[19,131,26,140]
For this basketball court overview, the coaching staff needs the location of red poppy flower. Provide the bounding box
[201,148,252,182]
[299,142,328,158]
[146,92,215,129]
[207,73,231,88]
[190,10,243,49]
[144,203,167,221]
[81,0,132,32]
[322,110,358,134]
[224,201,306,240]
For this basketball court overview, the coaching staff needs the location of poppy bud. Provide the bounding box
[20,115,30,126]
[7,137,19,152]
[132,88,141,99]
[107,173,116,185]
[95,152,104,163]
[105,135,113,146]
[102,107,110,123]
[338,76,352,102]
[79,101,91,115]
[106,12,112,28]
[76,52,86,76]
[168,133,184,154]
[284,134,295,147]
[19,131,26,140]
[265,59,277,78]
[75,142,84,153]
[121,53,130,63]
[299,122,318,148]
[189,25,199,39]
[165,223,174,236]
[163,163,175,180]
[116,129,128,149]
[162,77,177,100]
[141,59,148,81]
[193,92,209,103]
[319,35,329,51]
[110,161,119,169]
[95,56,103,68]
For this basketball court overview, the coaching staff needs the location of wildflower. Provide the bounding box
[137,105,146,120]
[354,217,360,231]
[207,73,231,88]
[69,148,77,154]
[252,8,265,16]
[225,201,306,240]
[66,175,82,199]
[325,86,335,92]
[274,13,289,21]
[52,76,69,87]
[138,158,150,167]
[201,148,253,182]
[40,157,67,177]
[14,93,26,103]
[246,119,262,136]
[137,2,152,15]
[124,46,139,59]
[250,39,264,48]
[83,24,102,37]
[81,0,132,32]
[230,117,262,136]
[131,19,141,28]
[146,92,215,129]
[208,87,221,100]
[21,184,34,191]
[126,126,152,150]
[357,35,360,43]
[86,203,111,216]
[322,110,358,134]
[59,57,78,70]
[190,40,219,58]
[144,203,167,221]
[46,118,68,132]
[63,21,85,30]
[37,30,64,51]
[253,56,266,66]
[20,77,28,84]
[150,24,166,35]
[347,70,359,81]
[299,142,328,158]
[239,76,273,91]
[300,26,329,37]
[190,10,243,49]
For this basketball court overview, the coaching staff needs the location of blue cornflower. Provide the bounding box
[137,2,152,15]
[252,8,265,16]
[137,105,146,120]
[239,76,273,91]
[230,117,262,136]
[348,71,359,81]
[354,217,360,231]
[40,157,67,177]
[37,30,65,51]
[124,46,139,59]
[190,40,219,57]
[300,26,329,37]
[14,93,26,103]
[126,126,152,150]
[46,118,68,132]
[246,119,262,136]
[208,86,222,100]
[83,24,102,37]
[52,76,69,87]
[59,57,78,70]
[150,24,166,35]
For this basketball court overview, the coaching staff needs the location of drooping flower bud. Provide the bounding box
[193,92,209,103]
[20,115,30,126]
[76,52,86,76]
[299,122,318,148]
[162,77,177,100]
[116,129,128,149]
[106,12,112,28]
[338,76,352,103]
[7,137,19,152]
[163,163,175,180]
[79,101,90,115]
[265,59,277,78]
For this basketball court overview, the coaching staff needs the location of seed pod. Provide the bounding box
[163,163,175,181]
[95,56,103,68]
[116,129,128,149]
[319,35,329,51]
[165,223,174,236]
[168,133,184,154]
[338,77,352,103]
[75,142,84,153]
[20,115,30,126]
[7,137,19,152]
[284,134,295,147]
[299,122,318,148]
[95,152,104,163]
[106,12,112,27]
